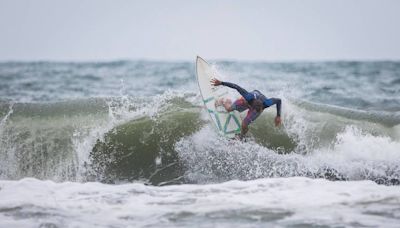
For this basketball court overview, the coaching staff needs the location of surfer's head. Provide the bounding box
[252,99,263,112]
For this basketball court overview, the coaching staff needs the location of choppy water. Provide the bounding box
[0,60,400,227]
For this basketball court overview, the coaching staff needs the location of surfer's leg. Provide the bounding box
[230,97,249,112]
[243,108,262,126]
[236,109,257,138]
[239,109,262,138]
[240,122,249,138]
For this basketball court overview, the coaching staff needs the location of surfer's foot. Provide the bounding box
[235,133,244,140]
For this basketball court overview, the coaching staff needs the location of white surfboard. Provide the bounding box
[196,56,242,138]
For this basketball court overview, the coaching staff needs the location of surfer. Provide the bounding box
[211,78,282,139]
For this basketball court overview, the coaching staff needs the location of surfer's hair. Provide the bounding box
[252,99,263,112]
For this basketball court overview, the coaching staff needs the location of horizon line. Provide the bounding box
[1,57,400,64]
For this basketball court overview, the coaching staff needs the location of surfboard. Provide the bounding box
[196,56,242,138]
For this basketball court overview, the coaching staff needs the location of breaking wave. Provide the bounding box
[1,91,399,186]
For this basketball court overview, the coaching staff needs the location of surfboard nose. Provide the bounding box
[196,56,207,65]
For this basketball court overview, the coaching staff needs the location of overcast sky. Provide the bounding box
[0,0,399,61]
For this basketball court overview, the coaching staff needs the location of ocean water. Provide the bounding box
[0,60,400,227]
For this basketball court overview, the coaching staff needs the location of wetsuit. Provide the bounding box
[221,81,281,125]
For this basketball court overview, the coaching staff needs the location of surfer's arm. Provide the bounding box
[269,98,282,126]
[220,81,253,100]
[264,97,281,117]
[211,79,253,101]
[271,98,281,117]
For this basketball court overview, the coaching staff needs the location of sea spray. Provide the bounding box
[176,120,400,185]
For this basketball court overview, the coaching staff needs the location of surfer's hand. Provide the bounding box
[275,116,282,126]
[211,78,222,86]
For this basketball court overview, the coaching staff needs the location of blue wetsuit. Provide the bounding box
[221,81,281,124]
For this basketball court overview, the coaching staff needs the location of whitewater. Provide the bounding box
[0,60,399,227]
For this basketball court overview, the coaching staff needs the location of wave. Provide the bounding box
[1,177,399,227]
[293,99,400,127]
[89,102,203,185]
[177,125,400,185]
[0,93,399,185]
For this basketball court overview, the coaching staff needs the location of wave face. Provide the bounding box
[89,97,203,185]
[0,61,399,186]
